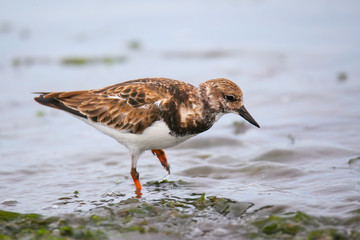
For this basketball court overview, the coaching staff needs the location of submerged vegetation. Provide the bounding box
[11,40,142,67]
[1,187,359,240]
[0,210,106,240]
[12,56,127,67]
[248,211,360,239]
[61,56,127,66]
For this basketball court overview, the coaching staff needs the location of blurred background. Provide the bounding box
[0,0,360,237]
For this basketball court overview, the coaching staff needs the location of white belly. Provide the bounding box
[81,118,195,152]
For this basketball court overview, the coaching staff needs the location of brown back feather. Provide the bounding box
[33,78,193,134]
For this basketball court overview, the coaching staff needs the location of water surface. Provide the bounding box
[1,0,359,239]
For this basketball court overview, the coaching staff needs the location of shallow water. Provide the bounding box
[1,0,360,239]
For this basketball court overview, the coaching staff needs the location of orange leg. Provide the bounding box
[131,167,142,197]
[130,153,142,197]
[151,149,170,174]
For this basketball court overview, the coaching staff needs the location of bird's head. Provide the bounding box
[201,78,260,128]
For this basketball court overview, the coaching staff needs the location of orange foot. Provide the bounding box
[151,149,170,174]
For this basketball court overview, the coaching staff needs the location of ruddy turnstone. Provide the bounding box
[34,78,260,194]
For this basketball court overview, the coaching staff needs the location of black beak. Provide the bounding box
[238,105,260,128]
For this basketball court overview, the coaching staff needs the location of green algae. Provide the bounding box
[184,193,253,216]
[144,179,192,192]
[248,211,360,239]
[0,211,22,222]
[128,40,141,50]
[0,210,106,240]
[145,179,191,187]
[0,210,41,224]
[11,56,127,67]
[36,110,45,117]
[1,196,359,240]
[192,192,207,210]
[348,156,360,165]
[12,57,35,67]
[207,195,253,217]
[62,57,89,65]
[61,56,126,66]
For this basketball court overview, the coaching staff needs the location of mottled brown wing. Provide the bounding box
[35,81,170,134]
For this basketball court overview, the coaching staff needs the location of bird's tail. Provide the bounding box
[33,92,87,119]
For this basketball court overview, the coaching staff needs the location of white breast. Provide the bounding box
[79,118,196,153]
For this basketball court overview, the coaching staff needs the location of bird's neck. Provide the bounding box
[197,84,224,126]
[163,86,222,137]
[198,83,223,117]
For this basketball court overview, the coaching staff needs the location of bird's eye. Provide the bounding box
[225,95,236,102]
